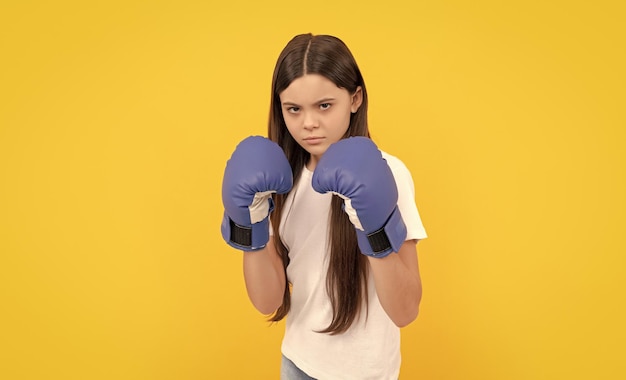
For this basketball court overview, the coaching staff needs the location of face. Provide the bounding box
[279,74,362,170]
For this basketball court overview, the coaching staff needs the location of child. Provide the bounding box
[221,33,427,380]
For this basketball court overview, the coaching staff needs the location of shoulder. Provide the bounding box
[380,151,412,180]
[380,150,428,240]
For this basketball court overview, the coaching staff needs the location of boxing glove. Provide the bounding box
[221,136,293,251]
[312,137,407,257]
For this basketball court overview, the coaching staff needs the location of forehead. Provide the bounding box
[279,74,349,103]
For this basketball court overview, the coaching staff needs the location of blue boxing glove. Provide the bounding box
[221,136,293,251]
[312,137,407,257]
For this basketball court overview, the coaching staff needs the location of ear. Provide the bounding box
[351,86,363,113]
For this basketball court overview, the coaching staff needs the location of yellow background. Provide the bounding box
[1,1,624,379]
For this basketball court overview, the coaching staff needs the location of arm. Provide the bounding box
[220,136,292,314]
[368,239,422,328]
[242,236,286,315]
[311,138,426,327]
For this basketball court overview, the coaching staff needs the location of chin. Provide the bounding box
[307,145,329,157]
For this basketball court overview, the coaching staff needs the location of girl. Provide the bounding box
[221,33,427,380]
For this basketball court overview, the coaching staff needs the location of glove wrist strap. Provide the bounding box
[221,212,269,252]
[366,227,393,255]
[229,219,253,248]
[357,206,407,258]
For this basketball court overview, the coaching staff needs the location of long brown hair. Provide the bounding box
[268,34,371,334]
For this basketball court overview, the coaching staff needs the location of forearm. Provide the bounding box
[368,240,422,327]
[242,238,286,315]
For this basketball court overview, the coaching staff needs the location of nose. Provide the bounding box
[303,111,319,130]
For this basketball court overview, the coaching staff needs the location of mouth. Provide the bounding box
[303,136,325,145]
[304,136,324,145]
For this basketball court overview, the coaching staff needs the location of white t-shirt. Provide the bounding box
[275,151,427,380]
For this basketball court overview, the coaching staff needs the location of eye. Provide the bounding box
[287,106,300,114]
[320,103,331,110]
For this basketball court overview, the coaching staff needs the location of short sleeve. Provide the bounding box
[381,151,428,241]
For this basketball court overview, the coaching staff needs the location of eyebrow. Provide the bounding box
[282,98,336,107]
